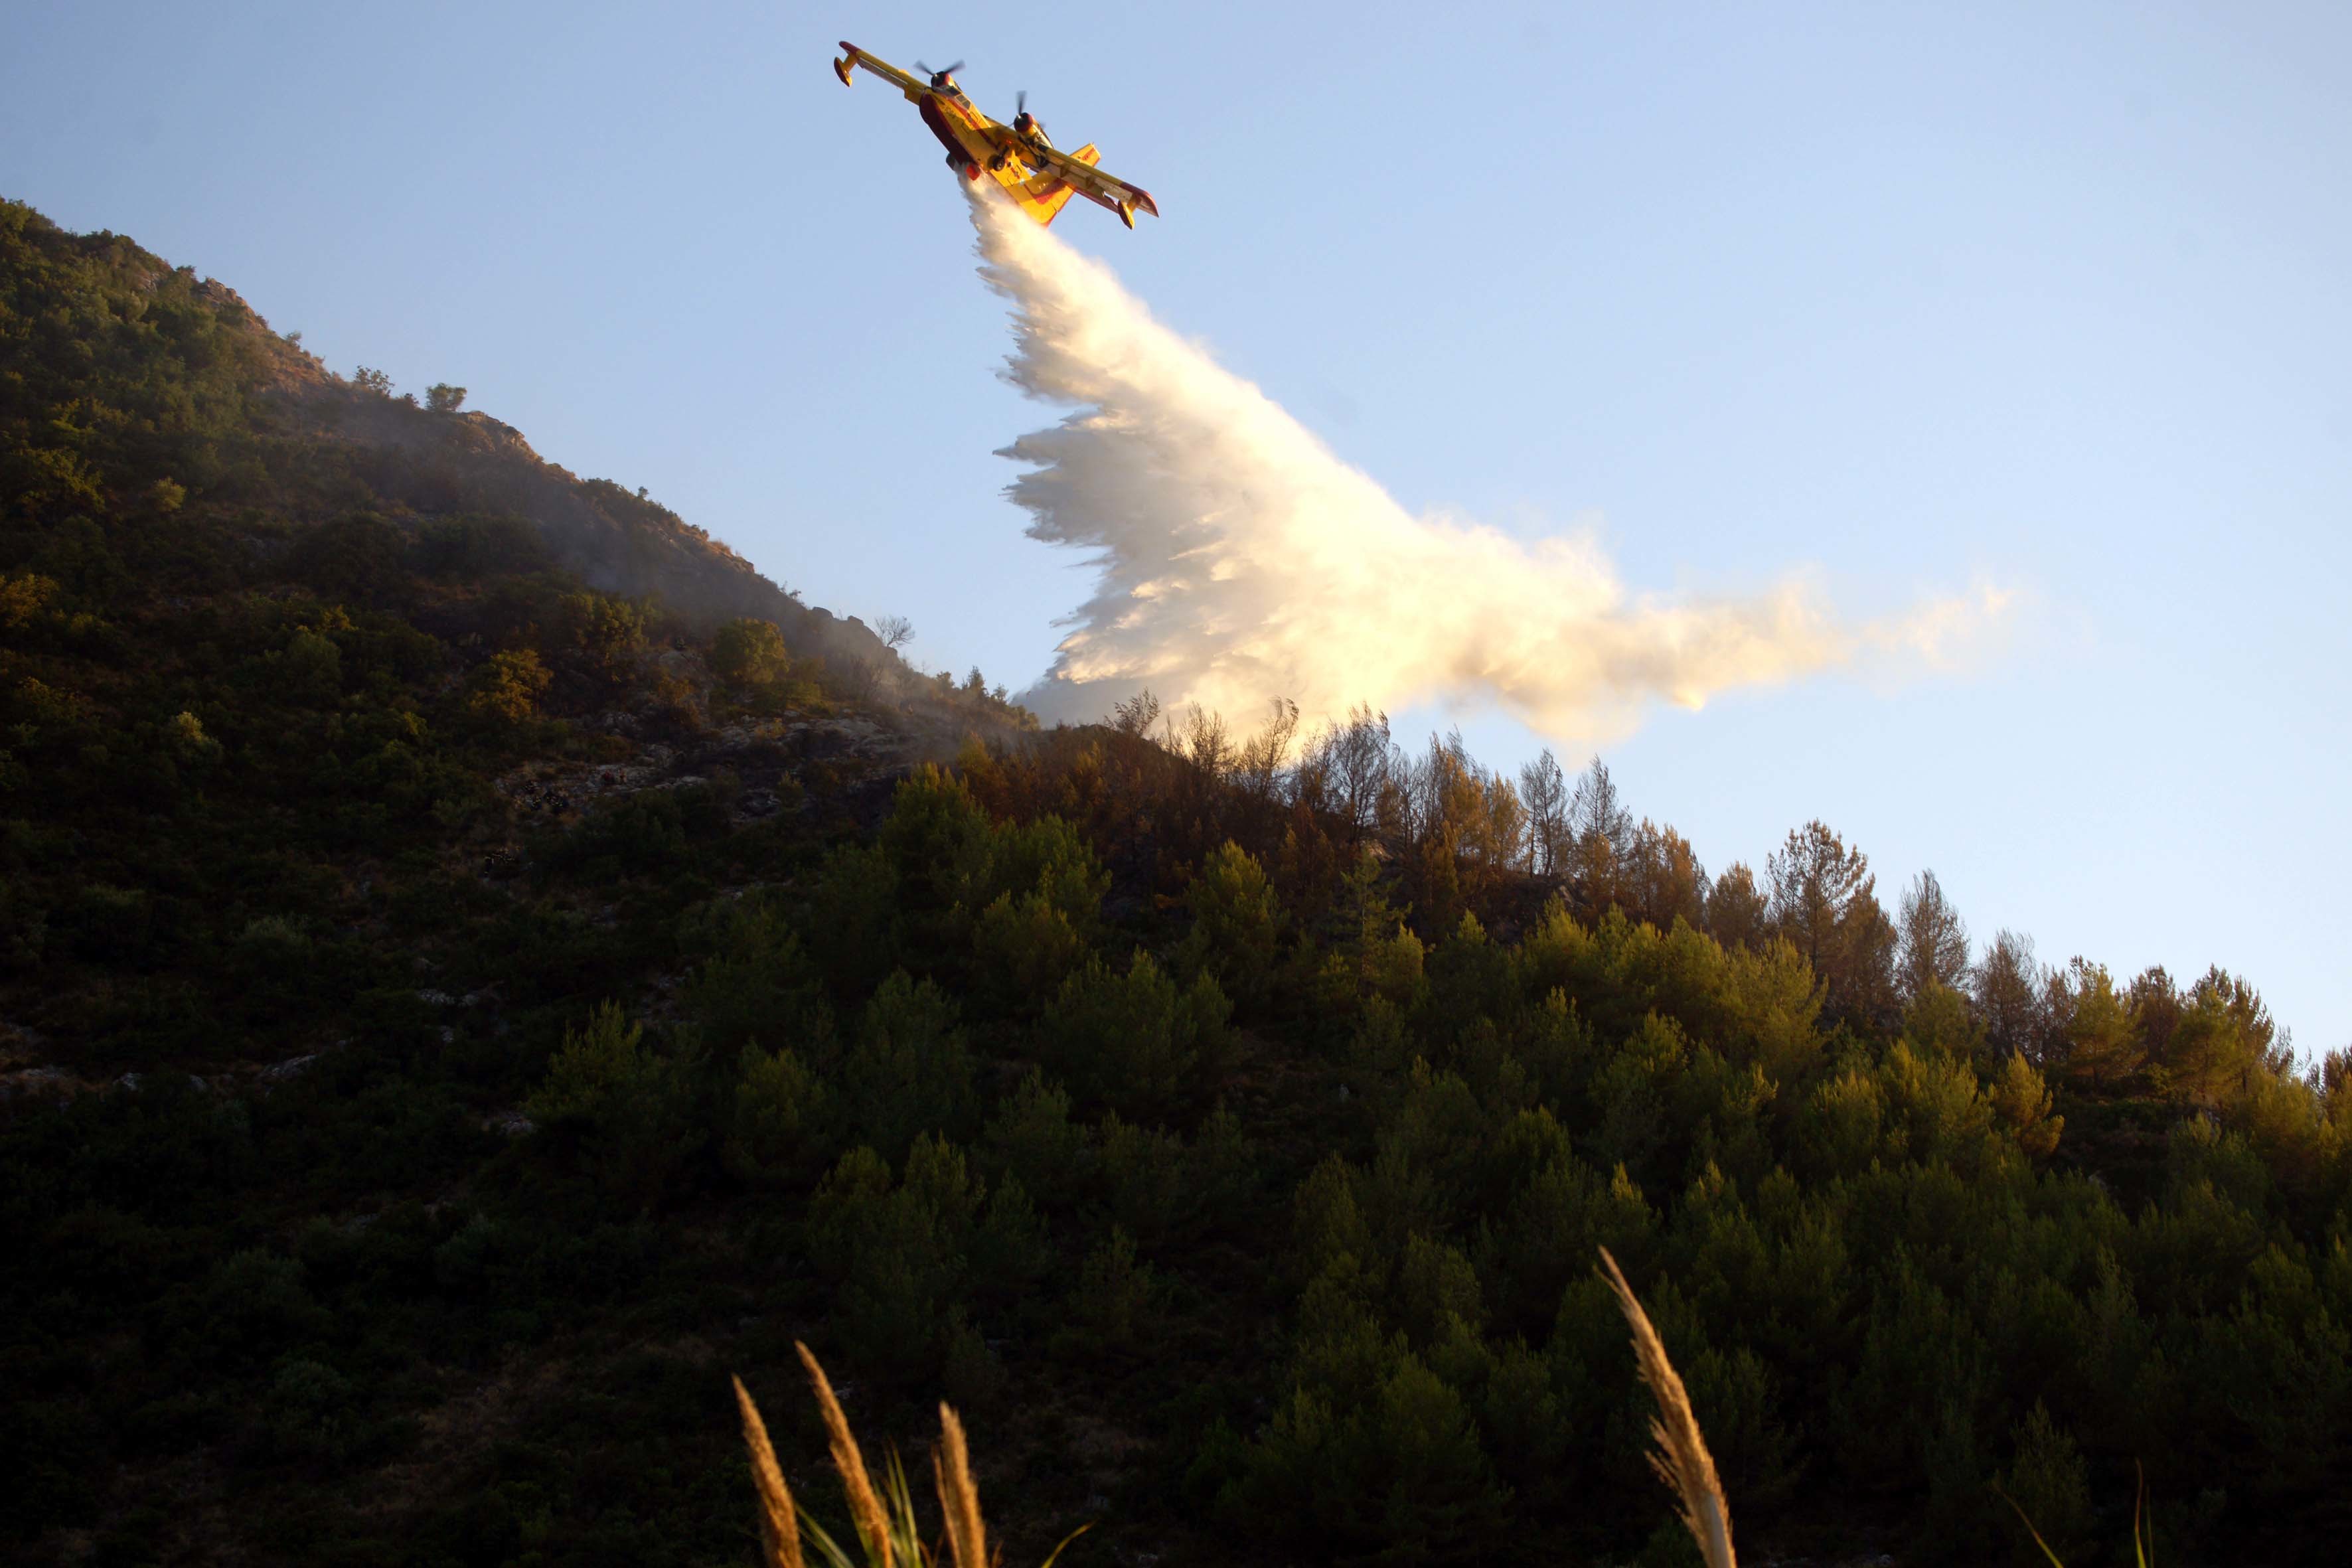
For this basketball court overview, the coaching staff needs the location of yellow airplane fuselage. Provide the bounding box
[913,83,1095,226]
[833,44,1157,230]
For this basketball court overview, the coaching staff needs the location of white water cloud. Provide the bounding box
[971,191,2005,741]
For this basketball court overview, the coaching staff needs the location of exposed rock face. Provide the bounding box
[494,712,930,828]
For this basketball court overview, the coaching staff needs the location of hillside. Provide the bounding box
[0,194,1032,1076]
[5,197,2351,1568]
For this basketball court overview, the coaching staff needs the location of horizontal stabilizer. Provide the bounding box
[1016,168,1081,227]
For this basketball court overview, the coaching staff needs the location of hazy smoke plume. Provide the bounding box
[971,191,2001,739]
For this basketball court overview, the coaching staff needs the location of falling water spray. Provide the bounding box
[967,189,2003,740]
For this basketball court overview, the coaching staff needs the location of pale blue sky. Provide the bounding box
[7,2,2346,1054]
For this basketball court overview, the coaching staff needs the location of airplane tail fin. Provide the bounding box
[1016,143,1099,227]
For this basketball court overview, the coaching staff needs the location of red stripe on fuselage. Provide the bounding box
[916,96,967,162]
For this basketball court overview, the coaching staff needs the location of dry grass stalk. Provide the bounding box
[931,1402,988,1568]
[799,1339,895,1568]
[734,1374,807,1568]
[1994,1484,2069,1568]
[1598,1247,1737,1568]
[1995,1457,2152,1568]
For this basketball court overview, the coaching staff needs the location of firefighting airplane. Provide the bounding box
[830,44,1160,229]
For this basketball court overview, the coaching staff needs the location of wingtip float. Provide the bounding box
[833,42,1158,230]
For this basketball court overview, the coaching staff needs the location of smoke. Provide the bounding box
[969,190,2004,740]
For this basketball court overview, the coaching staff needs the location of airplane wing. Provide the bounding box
[1028,141,1160,218]
[835,42,927,100]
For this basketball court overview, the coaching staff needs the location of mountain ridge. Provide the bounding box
[2,196,900,672]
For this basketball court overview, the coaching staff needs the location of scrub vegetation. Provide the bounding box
[6,196,2350,1567]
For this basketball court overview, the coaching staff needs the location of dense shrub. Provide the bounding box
[1042,949,1231,1117]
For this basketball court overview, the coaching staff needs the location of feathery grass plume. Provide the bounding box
[1597,1247,1737,1568]
[933,1403,987,1568]
[746,1346,1091,1568]
[734,1374,806,1568]
[799,1339,895,1568]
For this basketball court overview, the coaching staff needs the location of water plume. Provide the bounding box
[969,190,2001,740]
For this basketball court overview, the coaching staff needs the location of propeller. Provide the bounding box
[1016,90,1027,114]
[915,58,964,82]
